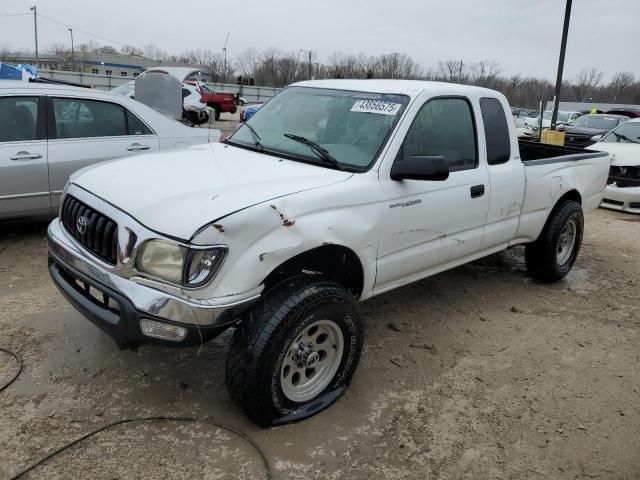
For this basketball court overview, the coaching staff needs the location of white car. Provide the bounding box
[181,82,209,126]
[111,81,210,126]
[518,110,582,139]
[587,118,640,213]
[47,80,609,426]
[0,81,220,219]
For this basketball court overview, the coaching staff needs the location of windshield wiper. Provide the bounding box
[613,132,639,144]
[243,123,264,151]
[283,133,344,169]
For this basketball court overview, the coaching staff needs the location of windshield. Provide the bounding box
[227,86,409,170]
[110,82,134,96]
[601,122,640,143]
[570,115,622,130]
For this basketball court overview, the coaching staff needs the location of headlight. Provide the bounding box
[184,247,226,287]
[135,240,186,284]
[135,240,226,288]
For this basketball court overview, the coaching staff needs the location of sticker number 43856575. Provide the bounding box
[351,99,402,115]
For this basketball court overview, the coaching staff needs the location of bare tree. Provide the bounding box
[608,71,635,102]
[235,48,259,80]
[143,43,168,61]
[469,60,502,88]
[437,59,465,83]
[572,68,604,102]
[120,44,143,56]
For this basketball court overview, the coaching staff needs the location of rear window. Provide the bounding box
[480,98,511,165]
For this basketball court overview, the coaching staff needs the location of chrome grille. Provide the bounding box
[61,195,118,265]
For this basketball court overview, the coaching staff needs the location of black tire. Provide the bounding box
[181,113,194,127]
[225,276,363,427]
[525,200,583,282]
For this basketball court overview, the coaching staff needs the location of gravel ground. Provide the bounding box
[0,156,639,478]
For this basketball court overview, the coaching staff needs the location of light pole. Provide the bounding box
[222,32,229,83]
[30,6,38,67]
[68,28,75,71]
[550,0,573,130]
[299,49,312,80]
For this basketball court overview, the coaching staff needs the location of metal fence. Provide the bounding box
[38,69,131,90]
[36,70,280,103]
[203,82,280,104]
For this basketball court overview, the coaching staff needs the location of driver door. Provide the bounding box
[375,96,490,293]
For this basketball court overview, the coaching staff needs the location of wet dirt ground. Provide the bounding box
[1,194,639,477]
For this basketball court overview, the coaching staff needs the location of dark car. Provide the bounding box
[558,114,628,147]
[605,107,640,118]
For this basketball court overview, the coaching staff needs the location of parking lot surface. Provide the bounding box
[1,179,639,477]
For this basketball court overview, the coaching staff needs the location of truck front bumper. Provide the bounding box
[48,219,259,349]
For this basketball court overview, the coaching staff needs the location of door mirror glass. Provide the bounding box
[391,155,449,181]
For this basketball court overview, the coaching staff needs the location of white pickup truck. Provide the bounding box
[47,80,609,426]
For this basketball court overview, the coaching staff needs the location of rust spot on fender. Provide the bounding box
[212,224,225,233]
[270,204,295,227]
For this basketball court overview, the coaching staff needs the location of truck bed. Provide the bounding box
[513,140,610,245]
[518,140,607,165]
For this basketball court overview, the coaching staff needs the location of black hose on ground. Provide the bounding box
[0,347,22,393]
[1,351,271,479]
[8,416,272,480]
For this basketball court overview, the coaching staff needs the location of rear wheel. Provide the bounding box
[225,276,363,427]
[525,200,583,282]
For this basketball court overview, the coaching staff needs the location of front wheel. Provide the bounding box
[525,200,584,282]
[225,276,363,427]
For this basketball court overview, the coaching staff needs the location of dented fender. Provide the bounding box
[190,171,382,301]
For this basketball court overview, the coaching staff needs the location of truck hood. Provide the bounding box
[72,142,352,239]
[586,143,640,167]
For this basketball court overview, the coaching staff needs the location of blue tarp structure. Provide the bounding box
[0,63,37,81]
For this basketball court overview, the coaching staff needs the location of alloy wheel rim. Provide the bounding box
[280,319,344,403]
[557,219,577,265]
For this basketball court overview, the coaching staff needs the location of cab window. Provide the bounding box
[480,97,511,165]
[401,97,477,171]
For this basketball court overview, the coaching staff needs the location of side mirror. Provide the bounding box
[591,134,603,142]
[391,155,449,181]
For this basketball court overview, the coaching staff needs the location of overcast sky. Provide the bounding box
[2,0,638,81]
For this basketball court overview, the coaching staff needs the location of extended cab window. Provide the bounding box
[0,96,40,142]
[52,98,127,139]
[402,98,477,171]
[480,97,511,165]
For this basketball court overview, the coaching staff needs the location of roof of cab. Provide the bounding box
[291,79,501,98]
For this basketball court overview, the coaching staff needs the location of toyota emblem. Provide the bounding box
[76,216,88,235]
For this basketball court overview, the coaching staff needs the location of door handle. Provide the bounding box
[10,151,43,161]
[126,143,151,151]
[470,184,485,198]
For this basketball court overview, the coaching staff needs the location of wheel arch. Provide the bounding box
[261,244,365,299]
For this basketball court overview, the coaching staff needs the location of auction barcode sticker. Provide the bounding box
[351,99,402,115]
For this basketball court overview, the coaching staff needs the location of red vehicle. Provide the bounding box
[184,81,237,120]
